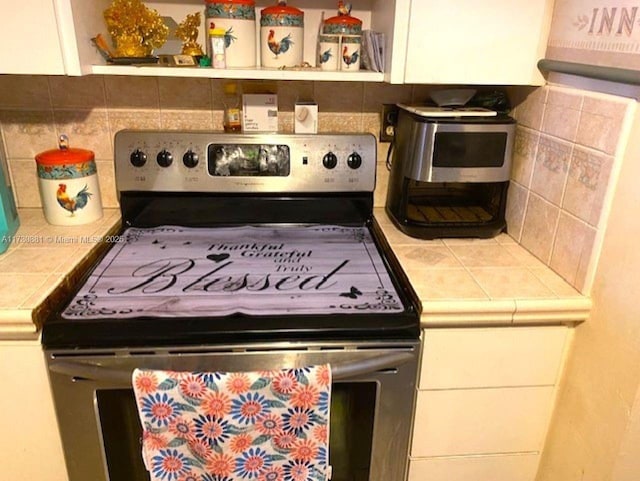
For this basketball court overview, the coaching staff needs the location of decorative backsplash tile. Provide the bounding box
[108,109,162,133]
[0,109,57,158]
[530,135,571,206]
[563,146,613,227]
[159,110,215,130]
[53,109,112,159]
[511,84,635,294]
[512,127,538,187]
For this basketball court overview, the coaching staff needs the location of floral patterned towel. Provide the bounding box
[132,366,332,481]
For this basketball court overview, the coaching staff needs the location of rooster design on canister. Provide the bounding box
[342,45,359,68]
[56,183,92,216]
[319,48,333,64]
[267,29,294,57]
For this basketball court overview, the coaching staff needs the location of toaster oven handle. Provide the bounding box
[47,351,415,384]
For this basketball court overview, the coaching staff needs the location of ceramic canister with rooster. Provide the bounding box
[260,0,303,68]
[318,35,339,71]
[35,135,103,226]
[205,0,256,68]
[323,2,362,71]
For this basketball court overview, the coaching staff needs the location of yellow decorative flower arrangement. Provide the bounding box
[103,0,168,57]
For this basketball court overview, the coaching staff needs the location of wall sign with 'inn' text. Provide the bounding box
[547,1,640,69]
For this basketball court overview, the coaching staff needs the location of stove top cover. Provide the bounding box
[63,225,405,320]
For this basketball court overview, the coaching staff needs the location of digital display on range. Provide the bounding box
[208,144,290,177]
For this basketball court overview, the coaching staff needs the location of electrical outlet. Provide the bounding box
[380,104,399,142]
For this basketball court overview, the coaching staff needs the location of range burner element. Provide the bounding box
[63,224,403,319]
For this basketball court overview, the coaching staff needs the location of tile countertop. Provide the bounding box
[0,207,591,339]
[0,208,121,339]
[374,208,592,325]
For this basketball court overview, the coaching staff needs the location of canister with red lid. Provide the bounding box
[260,0,304,68]
[323,1,362,71]
[205,0,257,68]
[35,135,103,226]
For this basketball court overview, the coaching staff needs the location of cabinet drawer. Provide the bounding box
[408,453,539,481]
[412,387,554,457]
[419,327,568,389]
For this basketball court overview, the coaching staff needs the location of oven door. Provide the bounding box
[46,340,419,481]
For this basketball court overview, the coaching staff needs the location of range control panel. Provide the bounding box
[114,131,377,194]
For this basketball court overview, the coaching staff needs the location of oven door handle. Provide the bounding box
[48,351,414,384]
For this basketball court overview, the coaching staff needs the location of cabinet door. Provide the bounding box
[408,454,540,481]
[419,326,568,389]
[0,341,69,480]
[0,0,65,74]
[412,386,555,457]
[404,0,552,85]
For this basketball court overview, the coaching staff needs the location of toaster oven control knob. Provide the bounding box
[130,149,147,167]
[157,150,173,168]
[183,150,199,168]
[322,152,338,169]
[347,152,362,169]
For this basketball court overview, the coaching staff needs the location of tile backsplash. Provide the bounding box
[509,85,635,293]
[0,75,430,211]
[1,75,634,296]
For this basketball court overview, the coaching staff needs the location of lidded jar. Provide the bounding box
[323,1,362,36]
[35,135,103,226]
[260,0,304,68]
[205,0,257,68]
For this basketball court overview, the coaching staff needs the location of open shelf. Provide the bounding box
[90,64,385,81]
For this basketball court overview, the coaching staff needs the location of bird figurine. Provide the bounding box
[56,183,93,216]
[267,29,294,57]
[342,45,359,68]
[319,48,333,64]
[338,1,352,16]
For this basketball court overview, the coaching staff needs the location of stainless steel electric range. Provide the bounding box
[42,132,421,481]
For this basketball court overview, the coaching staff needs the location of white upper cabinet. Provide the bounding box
[7,0,551,83]
[398,0,553,85]
[0,0,66,74]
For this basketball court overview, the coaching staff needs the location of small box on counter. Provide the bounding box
[242,94,278,133]
[294,102,318,134]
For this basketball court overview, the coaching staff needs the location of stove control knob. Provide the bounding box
[347,152,362,169]
[157,150,173,168]
[183,150,199,168]
[130,149,147,167]
[322,152,338,170]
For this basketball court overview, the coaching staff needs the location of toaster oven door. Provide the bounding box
[405,123,515,183]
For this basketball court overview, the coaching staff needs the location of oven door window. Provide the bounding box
[433,132,507,168]
[97,382,376,481]
[207,144,291,177]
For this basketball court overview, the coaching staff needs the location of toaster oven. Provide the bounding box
[386,105,515,239]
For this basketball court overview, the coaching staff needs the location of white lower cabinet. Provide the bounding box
[412,386,555,456]
[0,341,69,481]
[409,326,571,481]
[408,453,540,481]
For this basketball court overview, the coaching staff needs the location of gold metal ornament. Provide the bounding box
[103,0,168,57]
[175,12,204,57]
